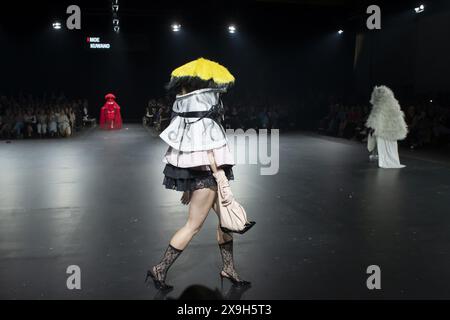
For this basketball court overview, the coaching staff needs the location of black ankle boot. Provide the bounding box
[146,244,183,291]
[219,240,251,287]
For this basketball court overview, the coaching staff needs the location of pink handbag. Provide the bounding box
[213,170,255,234]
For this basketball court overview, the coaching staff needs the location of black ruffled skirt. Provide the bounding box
[163,164,234,192]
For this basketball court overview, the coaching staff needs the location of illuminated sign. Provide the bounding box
[87,37,111,49]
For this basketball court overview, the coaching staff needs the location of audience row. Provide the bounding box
[319,103,450,149]
[0,93,89,140]
[143,97,298,132]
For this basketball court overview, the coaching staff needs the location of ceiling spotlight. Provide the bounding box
[228,25,236,34]
[112,5,119,12]
[172,23,181,32]
[114,26,120,33]
[338,29,344,34]
[414,4,425,13]
[113,19,120,26]
[52,21,62,30]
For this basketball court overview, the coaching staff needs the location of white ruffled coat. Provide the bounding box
[160,88,228,152]
[160,88,235,169]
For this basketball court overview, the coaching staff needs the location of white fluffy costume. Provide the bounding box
[366,85,408,169]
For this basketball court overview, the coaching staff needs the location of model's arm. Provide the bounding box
[207,151,219,173]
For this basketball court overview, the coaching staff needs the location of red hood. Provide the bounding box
[105,93,116,101]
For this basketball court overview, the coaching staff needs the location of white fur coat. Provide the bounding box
[366,85,408,141]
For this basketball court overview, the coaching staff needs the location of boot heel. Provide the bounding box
[220,271,251,287]
[145,270,151,284]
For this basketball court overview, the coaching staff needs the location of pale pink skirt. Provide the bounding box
[163,144,235,169]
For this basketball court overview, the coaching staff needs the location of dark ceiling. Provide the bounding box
[0,0,446,33]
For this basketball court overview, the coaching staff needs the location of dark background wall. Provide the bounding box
[0,1,353,123]
[353,1,450,104]
[1,0,450,124]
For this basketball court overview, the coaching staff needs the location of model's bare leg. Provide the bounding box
[170,188,216,249]
[149,188,217,287]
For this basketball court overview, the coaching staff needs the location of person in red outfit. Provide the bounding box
[99,93,123,130]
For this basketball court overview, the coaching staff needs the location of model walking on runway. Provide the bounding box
[366,85,408,169]
[146,58,254,291]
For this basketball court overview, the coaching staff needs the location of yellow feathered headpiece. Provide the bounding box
[167,58,235,92]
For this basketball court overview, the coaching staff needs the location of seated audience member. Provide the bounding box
[24,110,37,138]
[13,111,25,138]
[48,110,58,137]
[433,112,450,144]
[159,106,171,131]
[58,111,72,137]
[258,108,269,129]
[0,110,14,139]
[69,107,76,132]
[37,110,48,137]
[143,105,154,127]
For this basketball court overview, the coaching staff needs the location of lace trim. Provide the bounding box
[163,166,234,192]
